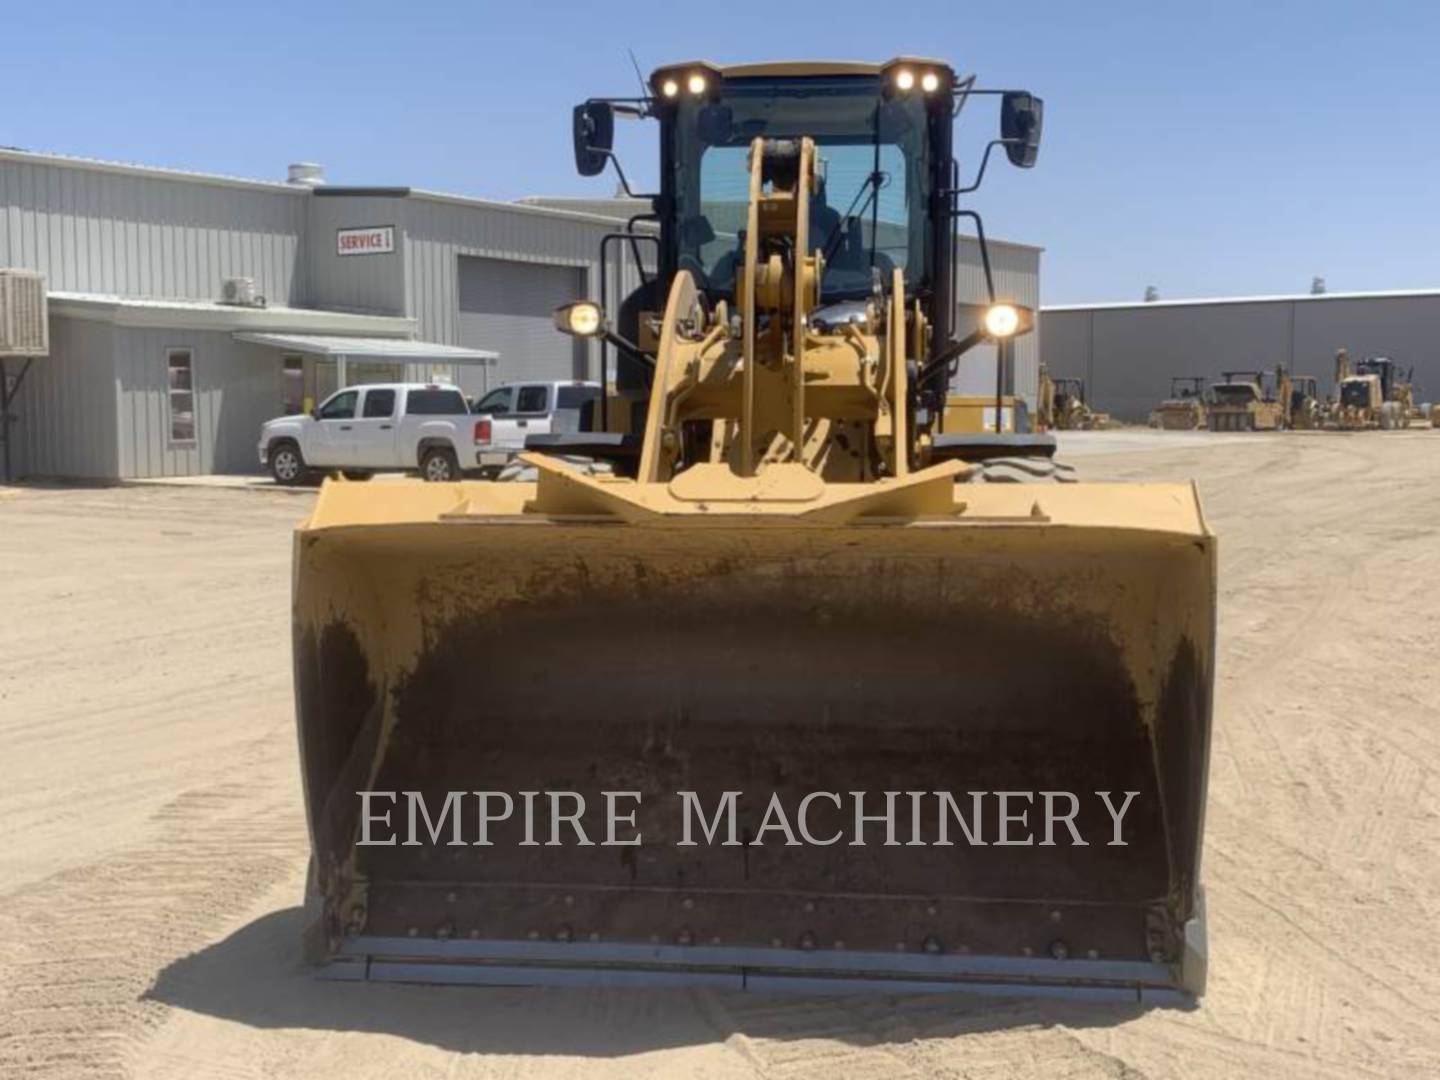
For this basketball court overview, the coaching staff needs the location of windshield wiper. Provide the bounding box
[819,169,887,266]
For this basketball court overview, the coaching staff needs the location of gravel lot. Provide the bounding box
[2,430,1438,1078]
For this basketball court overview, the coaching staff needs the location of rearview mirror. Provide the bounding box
[1001,92,1044,168]
[572,102,615,177]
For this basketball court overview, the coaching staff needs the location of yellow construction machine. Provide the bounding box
[1330,350,1409,430]
[292,58,1213,1001]
[1283,373,1323,429]
[1206,370,1283,431]
[1151,377,1208,430]
[1037,366,1106,431]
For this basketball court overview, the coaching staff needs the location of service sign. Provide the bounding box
[336,225,395,256]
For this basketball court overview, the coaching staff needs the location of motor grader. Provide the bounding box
[1151,377,1208,430]
[292,58,1213,1001]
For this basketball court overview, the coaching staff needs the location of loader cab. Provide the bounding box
[1169,376,1206,400]
[570,60,1038,384]
[1355,357,1400,398]
[655,63,948,310]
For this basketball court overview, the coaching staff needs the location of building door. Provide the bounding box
[456,256,588,397]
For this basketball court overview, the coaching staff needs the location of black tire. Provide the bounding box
[340,470,372,481]
[269,440,307,485]
[420,446,460,482]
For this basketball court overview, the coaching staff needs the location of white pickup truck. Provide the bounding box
[258,382,478,484]
[470,380,602,475]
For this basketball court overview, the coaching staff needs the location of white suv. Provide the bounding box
[259,383,477,484]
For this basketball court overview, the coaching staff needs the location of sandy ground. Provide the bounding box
[2,430,1438,1079]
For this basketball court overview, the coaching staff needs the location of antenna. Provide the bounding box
[627,48,648,98]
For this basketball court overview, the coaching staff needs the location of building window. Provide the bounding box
[167,349,196,443]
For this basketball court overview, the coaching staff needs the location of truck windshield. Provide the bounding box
[670,76,932,302]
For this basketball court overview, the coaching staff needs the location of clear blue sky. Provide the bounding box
[6,1,1436,304]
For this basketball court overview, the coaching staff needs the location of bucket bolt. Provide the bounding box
[922,936,942,954]
[1049,940,1068,960]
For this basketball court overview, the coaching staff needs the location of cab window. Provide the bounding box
[516,385,550,414]
[473,387,514,416]
[317,391,358,420]
[361,389,396,418]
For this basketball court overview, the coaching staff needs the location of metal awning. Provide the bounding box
[233,332,497,364]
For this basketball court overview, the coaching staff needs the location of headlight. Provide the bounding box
[687,73,707,95]
[984,303,1021,338]
[894,68,915,92]
[661,78,679,98]
[920,71,940,93]
[554,301,605,338]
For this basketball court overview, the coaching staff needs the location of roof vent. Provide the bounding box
[287,162,325,187]
[1311,276,1326,295]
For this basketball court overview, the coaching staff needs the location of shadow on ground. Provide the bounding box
[145,907,1169,1057]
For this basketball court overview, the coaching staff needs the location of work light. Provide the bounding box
[984,303,1022,338]
[554,301,605,338]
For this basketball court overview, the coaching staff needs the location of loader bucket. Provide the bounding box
[294,477,1214,1001]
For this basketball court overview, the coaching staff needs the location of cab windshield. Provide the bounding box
[670,76,933,302]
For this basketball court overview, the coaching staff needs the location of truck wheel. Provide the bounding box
[269,441,307,485]
[420,447,460,482]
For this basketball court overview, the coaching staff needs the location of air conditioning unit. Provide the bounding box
[220,276,267,308]
[0,270,49,356]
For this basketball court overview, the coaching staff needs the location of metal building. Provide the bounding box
[1041,289,1440,422]
[1,146,1040,478]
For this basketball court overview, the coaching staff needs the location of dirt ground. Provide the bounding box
[2,431,1437,1079]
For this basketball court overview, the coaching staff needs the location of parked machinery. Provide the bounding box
[1207,370,1283,431]
[1150,377,1208,430]
[1331,350,1408,430]
[1284,374,1323,429]
[1047,376,1108,430]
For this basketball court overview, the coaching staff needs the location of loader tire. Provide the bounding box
[1379,403,1399,430]
[420,447,461,482]
[960,456,1079,483]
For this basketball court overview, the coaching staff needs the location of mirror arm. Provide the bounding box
[598,150,661,203]
[944,138,1027,197]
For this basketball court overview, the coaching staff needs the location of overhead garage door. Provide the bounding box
[457,256,588,395]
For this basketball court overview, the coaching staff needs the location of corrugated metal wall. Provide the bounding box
[1042,294,1440,421]
[11,317,118,478]
[0,154,306,303]
[305,196,408,314]
[953,237,1041,403]
[404,197,652,390]
[113,328,282,477]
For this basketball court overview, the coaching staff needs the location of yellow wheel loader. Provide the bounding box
[292,58,1214,1001]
